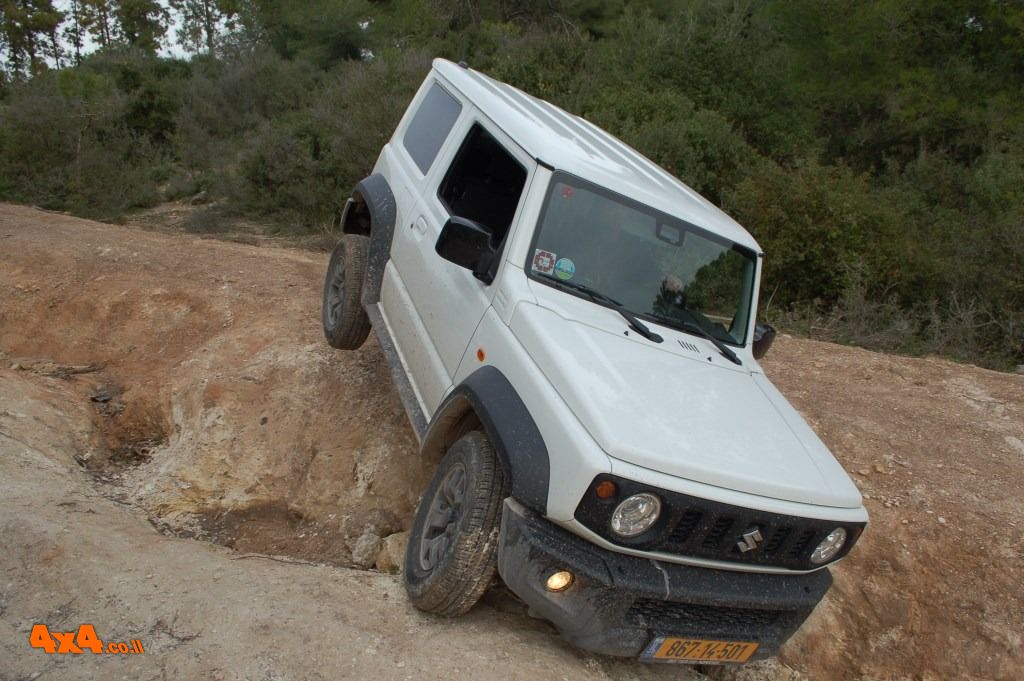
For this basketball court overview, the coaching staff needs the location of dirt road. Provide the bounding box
[1,203,1021,680]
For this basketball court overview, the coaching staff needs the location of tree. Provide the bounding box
[238,0,369,68]
[62,0,86,64]
[115,0,167,54]
[0,0,64,78]
[169,0,239,53]
[80,0,115,49]
[170,0,239,54]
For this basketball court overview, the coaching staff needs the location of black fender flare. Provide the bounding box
[344,173,396,307]
[421,366,550,515]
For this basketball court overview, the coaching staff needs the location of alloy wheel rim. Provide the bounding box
[419,462,467,572]
[327,257,346,326]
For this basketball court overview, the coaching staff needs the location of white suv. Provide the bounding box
[321,58,867,665]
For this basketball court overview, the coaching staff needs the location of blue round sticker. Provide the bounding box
[554,257,576,281]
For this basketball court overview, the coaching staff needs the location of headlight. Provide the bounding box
[810,527,848,564]
[610,493,661,537]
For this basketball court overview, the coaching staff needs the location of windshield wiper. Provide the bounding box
[534,273,663,343]
[647,312,742,366]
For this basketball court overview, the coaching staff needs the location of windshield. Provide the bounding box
[527,174,757,345]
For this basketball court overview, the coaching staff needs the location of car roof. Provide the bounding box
[432,58,761,252]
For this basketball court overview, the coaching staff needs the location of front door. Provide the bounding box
[384,95,531,416]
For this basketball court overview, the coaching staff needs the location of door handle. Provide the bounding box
[412,217,427,234]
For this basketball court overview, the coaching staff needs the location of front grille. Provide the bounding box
[627,599,783,636]
[787,529,817,559]
[701,516,736,548]
[763,526,791,554]
[659,510,834,568]
[574,474,865,570]
[669,509,702,543]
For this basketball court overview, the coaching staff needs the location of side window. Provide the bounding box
[438,124,527,247]
[402,83,462,175]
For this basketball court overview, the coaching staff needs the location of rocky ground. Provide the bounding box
[1,203,1021,680]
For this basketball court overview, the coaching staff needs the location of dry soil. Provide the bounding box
[1,203,1021,681]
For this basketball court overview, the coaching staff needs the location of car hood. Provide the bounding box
[510,299,863,509]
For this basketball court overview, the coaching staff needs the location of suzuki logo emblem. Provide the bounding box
[736,527,764,553]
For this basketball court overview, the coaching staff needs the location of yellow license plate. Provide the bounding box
[643,637,759,664]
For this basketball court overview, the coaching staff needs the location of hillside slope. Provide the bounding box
[1,203,1020,680]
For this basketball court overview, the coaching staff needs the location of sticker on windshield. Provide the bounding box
[532,249,556,275]
[554,257,576,280]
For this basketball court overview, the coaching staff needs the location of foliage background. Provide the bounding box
[1,0,1022,369]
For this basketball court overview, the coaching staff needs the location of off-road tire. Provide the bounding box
[404,431,509,616]
[322,234,371,350]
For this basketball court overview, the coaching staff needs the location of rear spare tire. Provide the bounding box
[322,234,371,350]
[404,431,509,616]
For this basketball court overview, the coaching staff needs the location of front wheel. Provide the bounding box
[322,234,371,350]
[404,431,509,616]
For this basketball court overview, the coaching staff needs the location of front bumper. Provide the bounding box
[497,499,832,660]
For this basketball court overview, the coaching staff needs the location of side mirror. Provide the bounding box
[435,216,497,284]
[752,323,776,360]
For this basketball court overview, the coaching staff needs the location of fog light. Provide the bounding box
[545,570,574,592]
[810,527,848,564]
[610,493,661,537]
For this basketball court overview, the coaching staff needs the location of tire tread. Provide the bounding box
[404,431,509,617]
[322,234,372,350]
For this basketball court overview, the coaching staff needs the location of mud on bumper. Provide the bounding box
[496,499,832,660]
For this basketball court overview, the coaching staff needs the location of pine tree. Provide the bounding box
[62,0,87,64]
[0,0,64,78]
[115,0,168,53]
[169,0,239,54]
[80,0,114,49]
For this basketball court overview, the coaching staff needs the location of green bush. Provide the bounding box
[0,65,163,218]
[0,0,1021,369]
[726,160,903,308]
[220,49,431,227]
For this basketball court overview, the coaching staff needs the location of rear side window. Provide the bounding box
[402,83,462,175]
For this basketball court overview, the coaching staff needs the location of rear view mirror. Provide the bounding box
[752,323,776,359]
[435,216,497,284]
